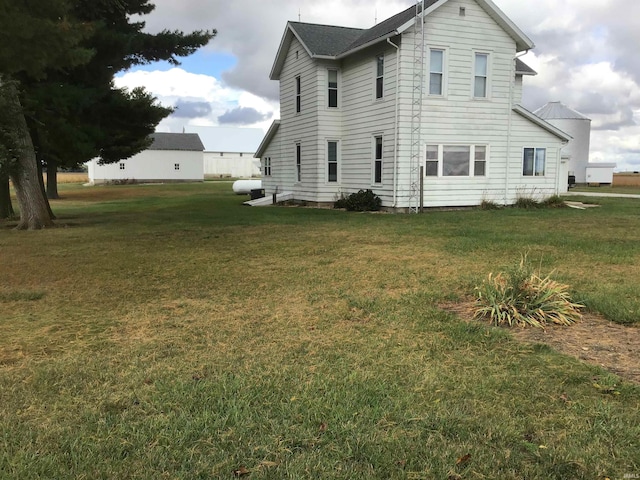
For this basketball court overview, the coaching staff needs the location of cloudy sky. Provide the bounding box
[115,0,640,172]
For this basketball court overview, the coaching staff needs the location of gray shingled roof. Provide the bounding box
[343,1,438,53]
[289,1,439,57]
[288,22,363,56]
[149,133,204,151]
[515,58,536,75]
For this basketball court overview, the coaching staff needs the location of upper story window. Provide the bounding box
[429,49,444,96]
[425,144,488,177]
[375,55,384,99]
[174,163,180,170]
[295,76,301,113]
[474,53,489,98]
[328,69,338,108]
[119,163,125,170]
[263,157,271,176]
[523,148,546,176]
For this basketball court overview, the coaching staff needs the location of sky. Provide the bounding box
[115,0,640,172]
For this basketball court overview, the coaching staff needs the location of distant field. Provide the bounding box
[1,182,639,479]
[44,172,89,184]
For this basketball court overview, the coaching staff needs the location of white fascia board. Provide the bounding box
[397,0,450,33]
[270,23,317,80]
[515,70,536,76]
[513,105,572,142]
[255,120,280,158]
[477,0,534,51]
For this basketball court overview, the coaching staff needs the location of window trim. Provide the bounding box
[522,147,546,177]
[375,54,384,99]
[326,139,340,184]
[424,144,489,178]
[473,51,490,99]
[295,75,301,113]
[428,48,446,97]
[327,69,339,108]
[372,135,383,185]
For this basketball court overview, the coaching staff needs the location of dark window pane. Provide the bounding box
[374,161,382,183]
[328,89,337,107]
[443,145,470,176]
[523,148,534,176]
[376,77,383,98]
[474,161,485,176]
[425,160,438,176]
[328,163,337,182]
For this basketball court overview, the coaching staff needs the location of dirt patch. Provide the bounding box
[443,302,640,384]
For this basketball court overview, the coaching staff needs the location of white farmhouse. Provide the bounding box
[88,133,204,184]
[255,0,571,210]
[183,126,264,178]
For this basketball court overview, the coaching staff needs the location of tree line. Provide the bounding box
[0,0,216,229]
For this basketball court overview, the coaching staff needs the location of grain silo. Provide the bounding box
[534,102,591,184]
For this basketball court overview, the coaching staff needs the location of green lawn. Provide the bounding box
[1,182,639,479]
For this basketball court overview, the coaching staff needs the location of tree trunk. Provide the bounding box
[0,173,14,219]
[46,158,59,199]
[6,84,54,230]
[36,155,56,219]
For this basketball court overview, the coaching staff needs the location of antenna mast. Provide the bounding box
[408,0,425,213]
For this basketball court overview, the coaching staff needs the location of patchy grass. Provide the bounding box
[1,182,639,479]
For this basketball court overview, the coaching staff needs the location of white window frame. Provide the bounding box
[522,147,546,176]
[424,144,489,178]
[295,142,301,182]
[263,157,271,176]
[174,163,180,171]
[473,52,490,99]
[428,48,446,96]
[375,54,384,99]
[326,140,340,183]
[372,135,383,185]
[119,163,125,170]
[327,69,339,108]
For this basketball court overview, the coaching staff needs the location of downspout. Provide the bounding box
[387,37,400,207]
[504,49,528,205]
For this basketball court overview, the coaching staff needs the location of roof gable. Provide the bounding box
[513,105,572,142]
[149,133,204,151]
[271,0,534,79]
[255,120,280,158]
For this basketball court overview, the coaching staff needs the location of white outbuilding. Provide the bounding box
[535,101,615,186]
[87,133,205,184]
[182,126,264,178]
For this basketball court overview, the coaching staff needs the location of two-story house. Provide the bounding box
[255,0,571,210]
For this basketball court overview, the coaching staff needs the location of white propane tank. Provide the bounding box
[232,179,262,195]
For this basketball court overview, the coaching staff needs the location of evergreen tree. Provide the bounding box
[0,0,216,228]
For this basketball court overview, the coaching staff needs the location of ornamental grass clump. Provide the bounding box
[474,256,583,328]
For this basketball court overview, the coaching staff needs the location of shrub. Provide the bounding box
[541,194,566,208]
[479,199,501,210]
[334,189,382,211]
[513,196,541,209]
[474,255,583,328]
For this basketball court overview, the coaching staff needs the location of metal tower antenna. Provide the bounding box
[408,0,425,213]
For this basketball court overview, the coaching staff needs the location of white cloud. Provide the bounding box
[121,0,640,171]
[114,68,278,132]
